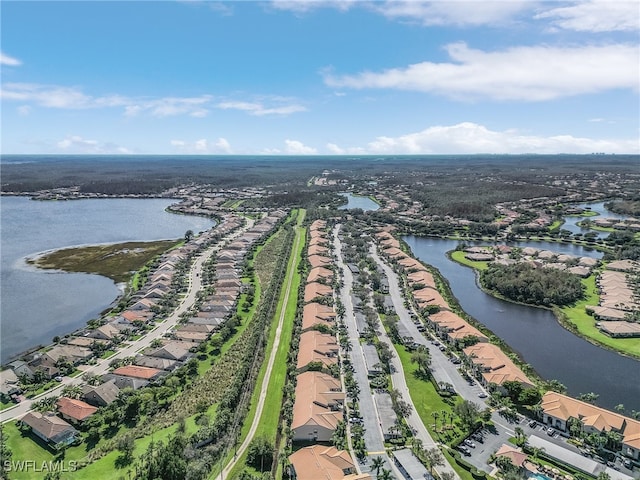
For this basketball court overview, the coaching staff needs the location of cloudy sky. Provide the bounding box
[1,0,639,155]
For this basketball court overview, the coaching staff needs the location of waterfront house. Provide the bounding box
[463,343,535,392]
[540,391,640,461]
[0,369,21,400]
[20,411,77,450]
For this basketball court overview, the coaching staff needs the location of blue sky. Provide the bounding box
[1,0,639,155]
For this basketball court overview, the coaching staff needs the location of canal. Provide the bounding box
[402,235,640,411]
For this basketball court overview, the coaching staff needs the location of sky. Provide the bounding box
[1,0,639,155]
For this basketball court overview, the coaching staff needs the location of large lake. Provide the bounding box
[338,193,380,211]
[403,236,640,411]
[0,197,215,363]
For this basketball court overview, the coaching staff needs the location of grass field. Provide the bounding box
[558,275,640,359]
[224,209,305,480]
[449,250,489,271]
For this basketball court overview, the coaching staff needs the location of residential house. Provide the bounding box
[112,365,164,381]
[292,371,344,442]
[289,445,368,480]
[540,392,640,461]
[20,411,78,449]
[296,331,339,370]
[463,343,535,392]
[56,397,98,424]
[82,380,120,406]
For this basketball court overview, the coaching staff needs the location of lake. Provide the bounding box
[338,193,380,211]
[403,235,640,411]
[0,196,215,363]
[561,201,630,238]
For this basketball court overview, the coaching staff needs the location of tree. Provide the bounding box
[514,426,525,446]
[454,400,482,432]
[577,392,599,404]
[184,230,194,241]
[61,384,83,399]
[371,456,385,477]
[247,437,274,472]
[422,448,444,474]
[378,468,392,480]
[411,346,431,378]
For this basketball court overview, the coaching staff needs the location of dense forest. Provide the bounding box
[605,198,640,217]
[480,263,585,307]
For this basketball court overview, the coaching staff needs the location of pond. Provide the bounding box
[403,235,640,411]
[338,193,380,211]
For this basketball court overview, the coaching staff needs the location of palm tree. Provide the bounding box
[514,426,525,446]
[371,456,385,478]
[432,411,439,430]
[378,468,392,480]
[61,384,83,399]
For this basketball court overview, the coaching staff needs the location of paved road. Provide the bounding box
[369,245,461,480]
[216,221,303,480]
[1,218,252,424]
[333,226,400,478]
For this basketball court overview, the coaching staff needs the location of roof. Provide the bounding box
[304,282,334,303]
[297,331,339,369]
[57,397,98,421]
[307,266,334,283]
[393,448,432,479]
[495,444,528,468]
[292,371,344,432]
[289,445,356,480]
[540,392,640,449]
[112,365,162,380]
[21,411,77,443]
[463,343,534,388]
[82,379,120,405]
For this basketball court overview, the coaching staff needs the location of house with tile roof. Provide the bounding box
[289,445,370,480]
[20,411,78,450]
[57,397,98,424]
[296,331,339,370]
[292,371,344,442]
[540,392,640,460]
[463,343,535,392]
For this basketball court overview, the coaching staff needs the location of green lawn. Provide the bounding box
[548,220,563,231]
[558,275,640,359]
[224,209,305,480]
[449,250,489,271]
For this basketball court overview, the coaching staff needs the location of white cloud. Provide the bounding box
[124,96,212,118]
[215,137,232,153]
[56,135,132,154]
[326,143,345,154]
[284,139,318,154]
[2,83,128,109]
[324,42,639,101]
[535,1,640,32]
[17,105,31,116]
[1,52,22,66]
[169,137,233,154]
[270,0,357,13]
[327,122,639,154]
[216,100,306,116]
[373,0,533,26]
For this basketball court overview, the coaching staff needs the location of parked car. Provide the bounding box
[546,427,555,436]
[623,458,632,469]
[528,420,537,428]
[478,392,488,398]
[464,439,476,448]
[458,446,471,456]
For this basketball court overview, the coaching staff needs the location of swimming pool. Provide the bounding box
[528,473,554,480]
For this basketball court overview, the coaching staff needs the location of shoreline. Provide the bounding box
[447,250,640,361]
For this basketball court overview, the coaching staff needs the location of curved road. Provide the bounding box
[1,218,252,424]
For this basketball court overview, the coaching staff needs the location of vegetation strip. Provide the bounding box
[219,209,305,480]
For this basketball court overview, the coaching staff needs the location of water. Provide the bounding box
[0,197,215,363]
[561,202,630,238]
[403,236,640,411]
[338,193,380,211]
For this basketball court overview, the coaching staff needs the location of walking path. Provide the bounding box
[216,219,303,480]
